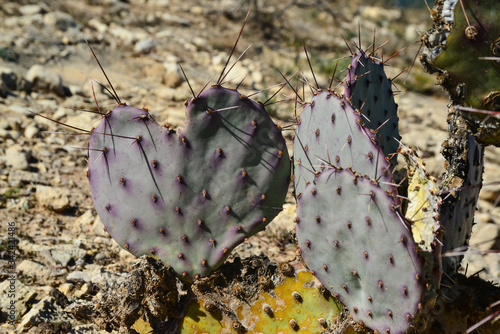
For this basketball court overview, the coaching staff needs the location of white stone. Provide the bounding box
[25,64,65,97]
[4,144,29,170]
[35,185,70,212]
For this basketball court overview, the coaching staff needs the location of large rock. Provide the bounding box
[18,296,75,331]
[0,279,37,319]
[37,244,87,267]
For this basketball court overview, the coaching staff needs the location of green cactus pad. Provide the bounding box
[345,51,401,167]
[293,91,394,199]
[296,168,425,334]
[88,85,290,281]
[440,132,484,274]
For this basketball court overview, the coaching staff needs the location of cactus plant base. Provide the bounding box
[180,256,347,333]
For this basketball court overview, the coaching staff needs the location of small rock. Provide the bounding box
[66,265,128,289]
[0,279,38,319]
[17,260,53,281]
[93,215,110,237]
[190,6,204,15]
[252,70,264,86]
[0,67,18,90]
[19,4,46,16]
[43,11,78,31]
[74,283,94,299]
[25,64,66,97]
[161,13,190,26]
[19,296,75,330]
[66,271,91,283]
[360,6,402,22]
[94,253,106,261]
[73,210,95,234]
[162,62,183,88]
[38,244,87,267]
[470,223,499,251]
[8,169,45,187]
[150,0,170,6]
[109,25,137,45]
[4,144,30,170]
[134,37,156,53]
[24,124,39,139]
[58,282,75,297]
[35,185,70,212]
[7,104,30,116]
[88,18,108,34]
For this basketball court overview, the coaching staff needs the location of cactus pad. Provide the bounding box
[293,91,394,198]
[440,132,484,274]
[296,168,424,334]
[345,51,401,167]
[88,85,290,281]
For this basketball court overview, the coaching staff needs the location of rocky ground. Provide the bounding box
[0,0,499,333]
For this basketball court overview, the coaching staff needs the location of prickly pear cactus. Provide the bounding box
[88,85,290,281]
[293,91,394,198]
[344,51,401,167]
[440,128,484,275]
[179,257,345,334]
[421,0,500,145]
[296,168,425,334]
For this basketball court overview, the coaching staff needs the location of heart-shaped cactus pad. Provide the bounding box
[88,85,291,281]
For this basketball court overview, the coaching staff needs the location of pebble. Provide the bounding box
[8,169,45,187]
[93,215,110,237]
[162,61,183,88]
[0,66,18,90]
[7,104,31,117]
[25,64,66,97]
[108,25,148,45]
[190,6,204,15]
[66,265,128,289]
[161,13,190,26]
[58,282,75,297]
[74,283,93,299]
[149,0,171,6]
[19,4,45,16]
[73,210,95,235]
[35,185,70,212]
[43,11,79,31]
[17,260,53,281]
[4,144,30,170]
[360,6,402,22]
[134,37,156,53]
[469,223,499,251]
[37,244,87,267]
[87,18,108,34]
[24,124,39,139]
